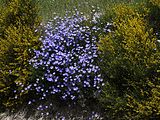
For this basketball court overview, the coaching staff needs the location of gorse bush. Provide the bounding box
[0,0,41,110]
[148,0,160,7]
[26,10,108,114]
[0,0,40,38]
[98,4,160,119]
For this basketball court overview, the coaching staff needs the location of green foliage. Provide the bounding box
[146,0,160,39]
[99,82,128,119]
[0,0,41,110]
[35,0,146,22]
[0,0,40,38]
[98,4,160,119]
[149,0,160,7]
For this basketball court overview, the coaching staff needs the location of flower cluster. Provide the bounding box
[28,10,106,105]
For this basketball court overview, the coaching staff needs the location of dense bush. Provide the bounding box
[0,0,41,110]
[0,0,40,38]
[98,4,160,119]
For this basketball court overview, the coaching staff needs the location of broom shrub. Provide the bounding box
[98,4,160,119]
[0,0,41,110]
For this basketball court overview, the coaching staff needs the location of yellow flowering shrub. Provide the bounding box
[98,4,160,119]
[0,0,41,110]
[149,0,160,7]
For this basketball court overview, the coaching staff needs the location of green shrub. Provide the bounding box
[0,0,41,110]
[98,4,160,119]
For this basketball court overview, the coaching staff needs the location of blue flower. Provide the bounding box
[27,9,112,114]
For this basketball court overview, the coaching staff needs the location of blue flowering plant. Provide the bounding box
[0,4,112,115]
[25,10,112,113]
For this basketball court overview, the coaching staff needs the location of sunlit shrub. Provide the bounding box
[98,4,160,119]
[0,0,41,110]
[149,0,160,7]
